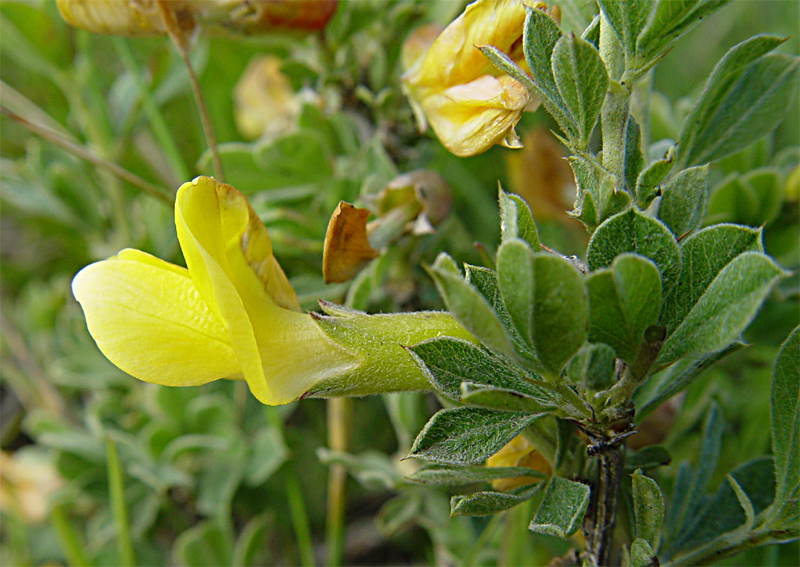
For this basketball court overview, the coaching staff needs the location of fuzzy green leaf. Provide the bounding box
[427,253,515,359]
[406,337,553,408]
[678,35,799,167]
[634,341,745,420]
[632,470,664,545]
[477,45,536,94]
[522,6,575,137]
[465,265,536,360]
[667,457,776,557]
[630,538,658,567]
[655,251,785,370]
[706,168,783,227]
[408,465,547,486]
[634,0,732,76]
[587,209,681,294]
[665,403,724,547]
[636,145,676,208]
[566,343,617,391]
[529,476,591,538]
[460,384,557,413]
[552,33,609,147]
[657,165,709,237]
[597,0,653,59]
[658,224,762,336]
[497,240,535,349]
[587,254,662,363]
[498,240,589,378]
[771,326,800,510]
[408,408,543,466]
[499,188,540,250]
[451,483,542,517]
[626,446,672,472]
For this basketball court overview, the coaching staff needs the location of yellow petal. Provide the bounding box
[175,176,355,405]
[71,249,240,386]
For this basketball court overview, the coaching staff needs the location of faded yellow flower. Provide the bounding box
[56,0,337,37]
[401,0,542,157]
[234,55,307,141]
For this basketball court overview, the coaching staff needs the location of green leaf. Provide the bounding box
[678,35,799,167]
[626,446,672,472]
[623,116,645,196]
[232,515,269,567]
[497,240,589,378]
[408,465,547,486]
[655,251,785,370]
[254,130,332,186]
[706,168,784,227]
[566,342,617,391]
[632,470,664,545]
[427,253,515,359]
[244,427,287,486]
[667,457,776,557]
[630,538,658,567]
[771,326,800,509]
[597,0,653,60]
[634,341,746,420]
[172,521,233,567]
[451,484,542,517]
[460,383,556,413]
[406,337,553,408]
[499,188,541,250]
[597,0,653,61]
[497,240,535,351]
[465,264,535,360]
[587,209,681,294]
[634,0,732,76]
[587,254,662,363]
[317,449,400,491]
[552,33,609,147]
[657,165,709,237]
[529,476,591,538]
[522,6,575,137]
[478,45,536,94]
[664,403,725,548]
[658,223,762,335]
[636,145,676,208]
[408,408,543,466]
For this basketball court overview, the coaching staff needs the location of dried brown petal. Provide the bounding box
[322,202,379,284]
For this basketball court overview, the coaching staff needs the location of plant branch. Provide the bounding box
[582,445,624,567]
[155,0,224,181]
[1,106,175,206]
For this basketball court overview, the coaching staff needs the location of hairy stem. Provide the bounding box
[582,445,624,567]
[155,0,224,182]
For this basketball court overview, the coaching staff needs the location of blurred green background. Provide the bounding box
[1,0,797,565]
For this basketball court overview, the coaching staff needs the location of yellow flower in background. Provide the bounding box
[401,0,541,157]
[485,434,552,491]
[73,177,474,405]
[234,55,310,141]
[56,0,337,37]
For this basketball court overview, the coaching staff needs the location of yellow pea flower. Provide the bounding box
[401,0,543,157]
[72,177,473,405]
[485,434,551,491]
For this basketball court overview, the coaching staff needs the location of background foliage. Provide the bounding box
[1,0,798,565]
